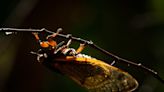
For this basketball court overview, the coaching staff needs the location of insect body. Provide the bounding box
[31,30,138,92]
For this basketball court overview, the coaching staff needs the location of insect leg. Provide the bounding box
[54,34,76,55]
[76,43,86,54]
[46,28,62,39]
[32,32,50,48]
[54,34,72,54]
[54,45,67,54]
[30,50,47,62]
[45,28,63,48]
[32,32,41,43]
[56,41,65,49]
[66,34,72,47]
[110,60,116,66]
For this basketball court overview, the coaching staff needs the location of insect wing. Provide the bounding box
[50,56,138,92]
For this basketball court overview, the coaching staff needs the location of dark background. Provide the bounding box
[0,0,164,92]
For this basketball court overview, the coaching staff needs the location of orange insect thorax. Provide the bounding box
[40,40,57,48]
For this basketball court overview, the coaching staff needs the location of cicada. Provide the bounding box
[31,28,138,92]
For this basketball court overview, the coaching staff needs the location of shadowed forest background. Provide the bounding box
[0,0,164,92]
